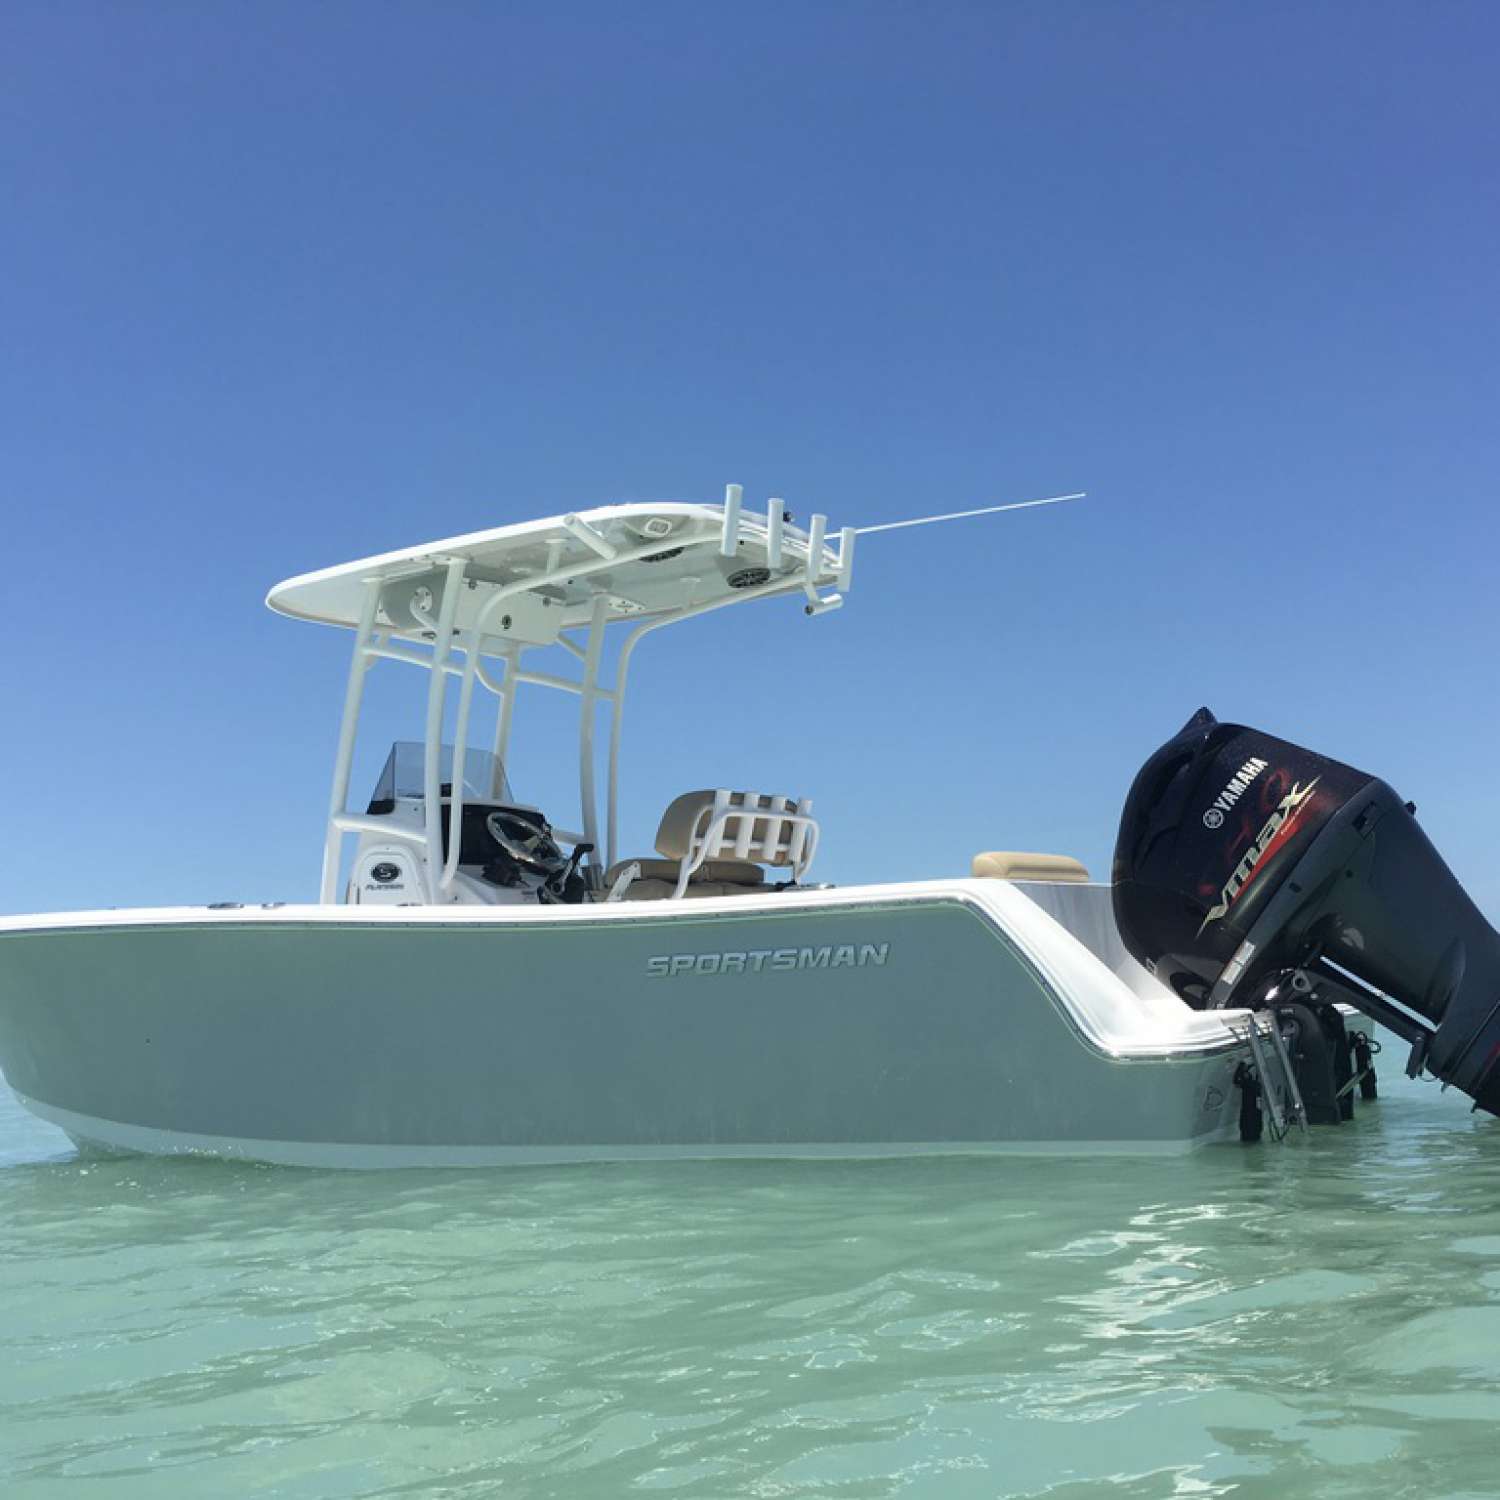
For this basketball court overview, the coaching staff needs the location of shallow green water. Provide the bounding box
[4,1069,1500,1500]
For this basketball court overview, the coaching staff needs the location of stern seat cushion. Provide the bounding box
[971,851,1090,882]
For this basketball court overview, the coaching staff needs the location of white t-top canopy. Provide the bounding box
[272,488,857,902]
[266,498,852,647]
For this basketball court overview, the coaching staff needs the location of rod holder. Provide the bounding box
[720,483,743,558]
[767,498,784,569]
[805,513,828,583]
[836,526,856,592]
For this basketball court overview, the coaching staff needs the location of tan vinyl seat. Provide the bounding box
[971,851,1091,883]
[603,856,765,888]
[613,877,761,902]
[654,790,806,871]
[607,790,772,900]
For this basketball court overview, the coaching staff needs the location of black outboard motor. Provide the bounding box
[1114,708,1500,1117]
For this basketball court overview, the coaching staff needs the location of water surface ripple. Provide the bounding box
[3,1070,1499,1499]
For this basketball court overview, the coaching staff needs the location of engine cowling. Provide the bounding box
[1113,709,1500,1116]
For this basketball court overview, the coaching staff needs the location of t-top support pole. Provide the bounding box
[421,557,469,902]
[319,576,383,904]
[577,593,610,872]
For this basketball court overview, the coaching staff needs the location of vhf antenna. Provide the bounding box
[854,491,1085,536]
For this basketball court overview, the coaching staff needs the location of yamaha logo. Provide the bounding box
[1202,756,1269,832]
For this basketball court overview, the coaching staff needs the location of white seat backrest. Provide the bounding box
[699,789,812,868]
[655,789,820,891]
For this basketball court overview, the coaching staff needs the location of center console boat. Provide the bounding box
[0,486,1490,1165]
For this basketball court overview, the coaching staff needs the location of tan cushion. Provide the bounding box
[605,857,763,888]
[618,878,765,902]
[971,851,1090,883]
[654,791,716,858]
[655,790,804,865]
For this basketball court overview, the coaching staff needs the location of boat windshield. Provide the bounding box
[368,741,514,808]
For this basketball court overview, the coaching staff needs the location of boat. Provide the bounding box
[1,485,1493,1166]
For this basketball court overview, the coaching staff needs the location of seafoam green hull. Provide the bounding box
[0,883,1250,1166]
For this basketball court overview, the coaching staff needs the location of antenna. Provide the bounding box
[854,491,1085,536]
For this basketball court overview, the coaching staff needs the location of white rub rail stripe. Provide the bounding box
[20,1095,1220,1168]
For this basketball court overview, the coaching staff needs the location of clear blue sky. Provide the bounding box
[2,1,1495,916]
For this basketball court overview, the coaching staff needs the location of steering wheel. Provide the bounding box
[485,810,565,876]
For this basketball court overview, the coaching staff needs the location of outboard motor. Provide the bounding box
[1113,708,1500,1117]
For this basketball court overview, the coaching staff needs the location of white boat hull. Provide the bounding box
[0,881,1256,1167]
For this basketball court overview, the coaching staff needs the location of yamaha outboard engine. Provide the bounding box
[1114,708,1500,1117]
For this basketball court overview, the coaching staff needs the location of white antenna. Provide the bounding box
[854,491,1085,536]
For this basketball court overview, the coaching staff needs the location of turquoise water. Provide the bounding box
[4,1069,1500,1499]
